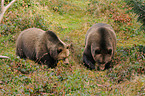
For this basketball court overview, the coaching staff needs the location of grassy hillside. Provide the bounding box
[0,0,145,95]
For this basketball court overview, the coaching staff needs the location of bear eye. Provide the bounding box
[95,49,101,54]
[57,49,62,53]
[66,46,69,49]
[108,49,112,55]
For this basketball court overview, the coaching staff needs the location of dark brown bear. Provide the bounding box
[83,23,116,70]
[16,28,70,68]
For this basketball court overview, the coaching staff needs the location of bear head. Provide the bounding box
[91,43,113,70]
[45,31,70,64]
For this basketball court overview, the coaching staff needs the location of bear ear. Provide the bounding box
[57,47,63,54]
[66,43,73,49]
[94,47,100,54]
[66,45,69,49]
[95,49,101,54]
[107,47,112,55]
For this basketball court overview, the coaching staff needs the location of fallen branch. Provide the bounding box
[0,0,16,23]
[0,55,9,59]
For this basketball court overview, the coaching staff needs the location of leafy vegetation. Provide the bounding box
[0,0,145,95]
[125,0,145,31]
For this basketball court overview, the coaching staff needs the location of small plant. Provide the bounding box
[107,45,145,83]
[111,12,132,24]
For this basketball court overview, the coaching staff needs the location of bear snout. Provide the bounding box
[63,58,69,64]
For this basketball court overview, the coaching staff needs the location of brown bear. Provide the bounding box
[83,23,116,70]
[16,28,70,68]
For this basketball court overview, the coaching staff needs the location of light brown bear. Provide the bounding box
[16,28,70,68]
[83,23,116,70]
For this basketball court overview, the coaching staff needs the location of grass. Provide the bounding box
[0,0,145,95]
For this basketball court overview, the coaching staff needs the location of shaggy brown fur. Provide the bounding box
[83,23,116,70]
[16,28,70,68]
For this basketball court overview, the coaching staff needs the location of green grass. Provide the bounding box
[0,0,145,95]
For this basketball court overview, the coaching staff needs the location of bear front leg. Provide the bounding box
[36,52,57,68]
[83,54,95,70]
